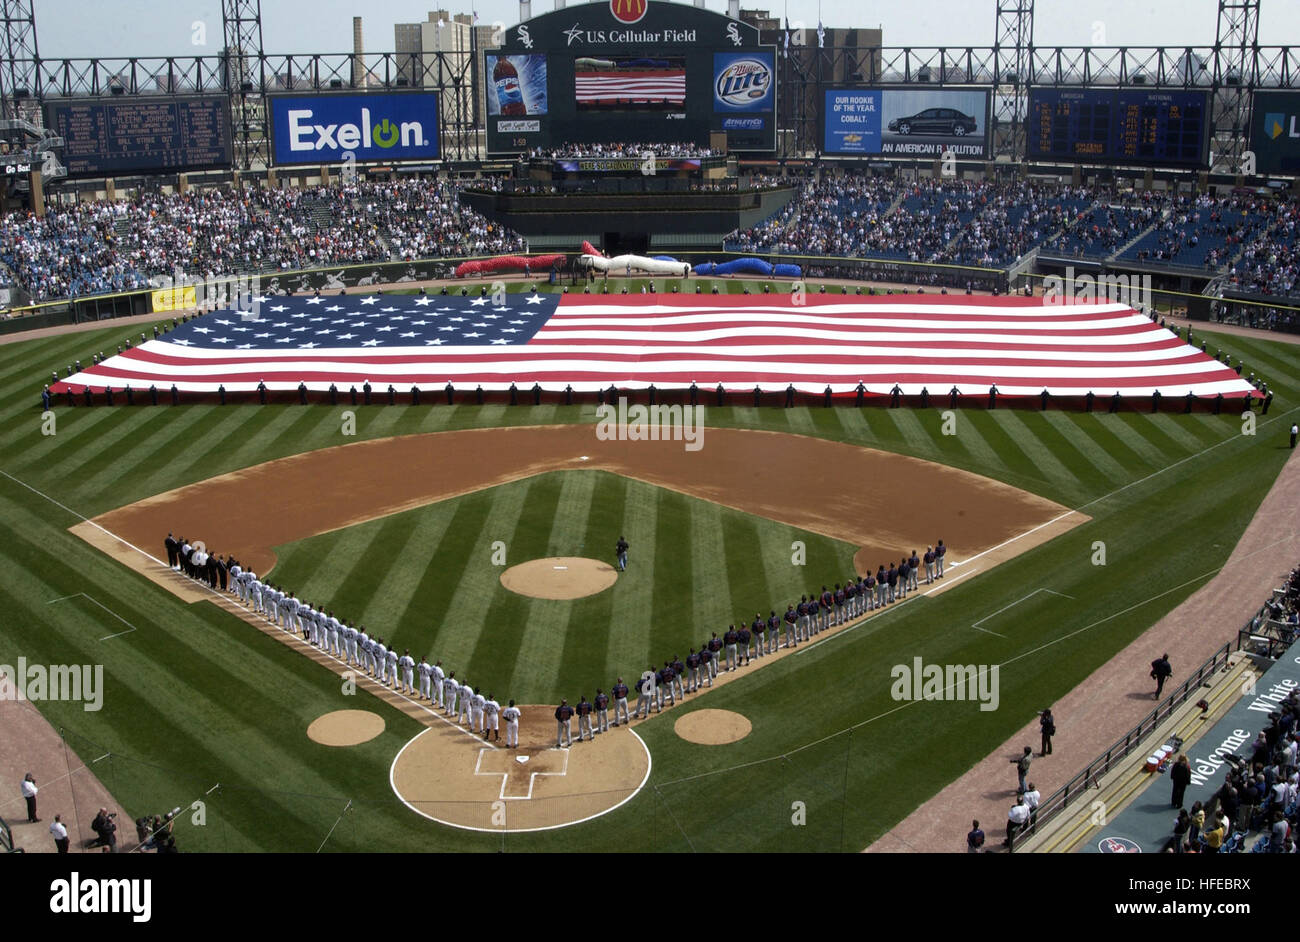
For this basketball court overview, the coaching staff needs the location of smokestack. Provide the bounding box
[555,0,565,9]
[352,16,365,87]
[727,0,739,19]
[695,0,705,6]
[520,0,531,21]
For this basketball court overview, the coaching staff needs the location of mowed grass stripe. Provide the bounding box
[687,493,733,641]
[1016,410,1117,492]
[878,408,945,461]
[435,475,536,687]
[1098,414,1174,468]
[1039,410,1131,485]
[1142,412,1218,452]
[9,405,142,475]
[535,471,603,694]
[989,411,1085,497]
[944,409,1014,479]
[492,473,576,700]
[70,407,210,499]
[599,476,660,679]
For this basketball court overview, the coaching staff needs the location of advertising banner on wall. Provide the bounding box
[823,88,990,158]
[270,93,440,166]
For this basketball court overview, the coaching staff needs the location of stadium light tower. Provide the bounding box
[223,0,267,170]
[1211,0,1258,175]
[0,0,39,123]
[992,0,1033,164]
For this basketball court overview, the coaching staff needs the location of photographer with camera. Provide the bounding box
[90,807,117,852]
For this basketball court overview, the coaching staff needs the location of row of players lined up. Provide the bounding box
[164,532,528,743]
[549,542,953,746]
[163,531,948,749]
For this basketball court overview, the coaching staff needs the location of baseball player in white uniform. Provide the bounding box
[386,646,399,689]
[472,689,486,732]
[249,574,263,614]
[484,694,500,741]
[228,562,241,597]
[357,628,371,672]
[458,681,473,725]
[444,673,460,716]
[373,638,387,680]
[432,661,446,708]
[503,701,521,748]
[418,657,432,699]
[399,650,415,695]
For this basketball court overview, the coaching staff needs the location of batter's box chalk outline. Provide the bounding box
[970,588,1075,638]
[473,745,569,800]
[47,592,142,641]
[389,724,653,833]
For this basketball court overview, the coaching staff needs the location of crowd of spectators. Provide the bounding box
[526,141,718,159]
[0,180,524,301]
[7,168,1300,310]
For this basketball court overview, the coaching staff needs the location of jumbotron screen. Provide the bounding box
[486,1,776,153]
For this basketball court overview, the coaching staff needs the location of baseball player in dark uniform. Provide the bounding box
[612,677,630,725]
[834,584,846,625]
[844,580,857,620]
[686,648,702,692]
[615,535,629,572]
[820,586,833,632]
[671,655,686,700]
[555,699,574,747]
[699,644,715,686]
[707,633,722,679]
[796,595,810,642]
[164,533,178,570]
[594,689,610,734]
[576,695,594,741]
[766,610,781,654]
[807,594,821,636]
[657,663,674,710]
[863,571,876,611]
[784,603,798,648]
[724,625,739,671]
[936,540,946,577]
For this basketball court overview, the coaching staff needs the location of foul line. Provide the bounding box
[46,592,141,641]
[969,588,1074,638]
[655,566,1222,790]
[948,404,1300,570]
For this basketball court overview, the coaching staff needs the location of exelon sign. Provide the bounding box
[270,93,440,166]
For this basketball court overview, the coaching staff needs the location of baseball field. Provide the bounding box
[3,278,1299,852]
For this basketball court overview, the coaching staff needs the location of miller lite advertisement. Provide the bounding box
[713,52,774,113]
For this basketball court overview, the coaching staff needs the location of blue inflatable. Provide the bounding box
[652,255,681,263]
[773,263,803,278]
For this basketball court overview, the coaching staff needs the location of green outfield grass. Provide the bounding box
[1,310,1298,852]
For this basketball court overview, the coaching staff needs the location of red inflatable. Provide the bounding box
[581,240,603,258]
[455,254,567,278]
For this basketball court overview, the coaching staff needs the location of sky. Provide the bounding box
[31,0,1300,60]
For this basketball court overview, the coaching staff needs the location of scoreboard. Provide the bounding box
[46,97,233,178]
[1028,89,1208,168]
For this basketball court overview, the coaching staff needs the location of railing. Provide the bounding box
[1026,641,1233,843]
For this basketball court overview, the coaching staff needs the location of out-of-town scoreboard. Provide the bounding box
[45,96,233,177]
[1027,88,1209,168]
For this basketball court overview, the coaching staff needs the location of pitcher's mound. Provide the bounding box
[308,709,385,746]
[675,709,753,745]
[500,557,618,600]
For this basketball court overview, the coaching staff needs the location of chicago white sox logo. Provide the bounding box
[726,23,742,46]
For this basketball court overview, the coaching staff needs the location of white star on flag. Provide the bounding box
[463,332,482,338]
[361,339,381,347]
[526,295,544,304]
[400,331,418,338]
[425,338,446,345]
[360,298,379,305]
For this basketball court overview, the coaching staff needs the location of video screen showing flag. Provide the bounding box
[51,294,1257,400]
[574,56,687,111]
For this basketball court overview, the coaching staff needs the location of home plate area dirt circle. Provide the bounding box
[390,707,650,832]
[674,709,753,745]
[308,710,385,746]
[499,557,618,600]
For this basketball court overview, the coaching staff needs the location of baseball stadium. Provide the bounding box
[2,0,1300,883]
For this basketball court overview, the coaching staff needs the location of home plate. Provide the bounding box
[553,565,568,571]
[516,755,530,764]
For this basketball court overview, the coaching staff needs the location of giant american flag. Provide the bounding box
[50,292,1259,398]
